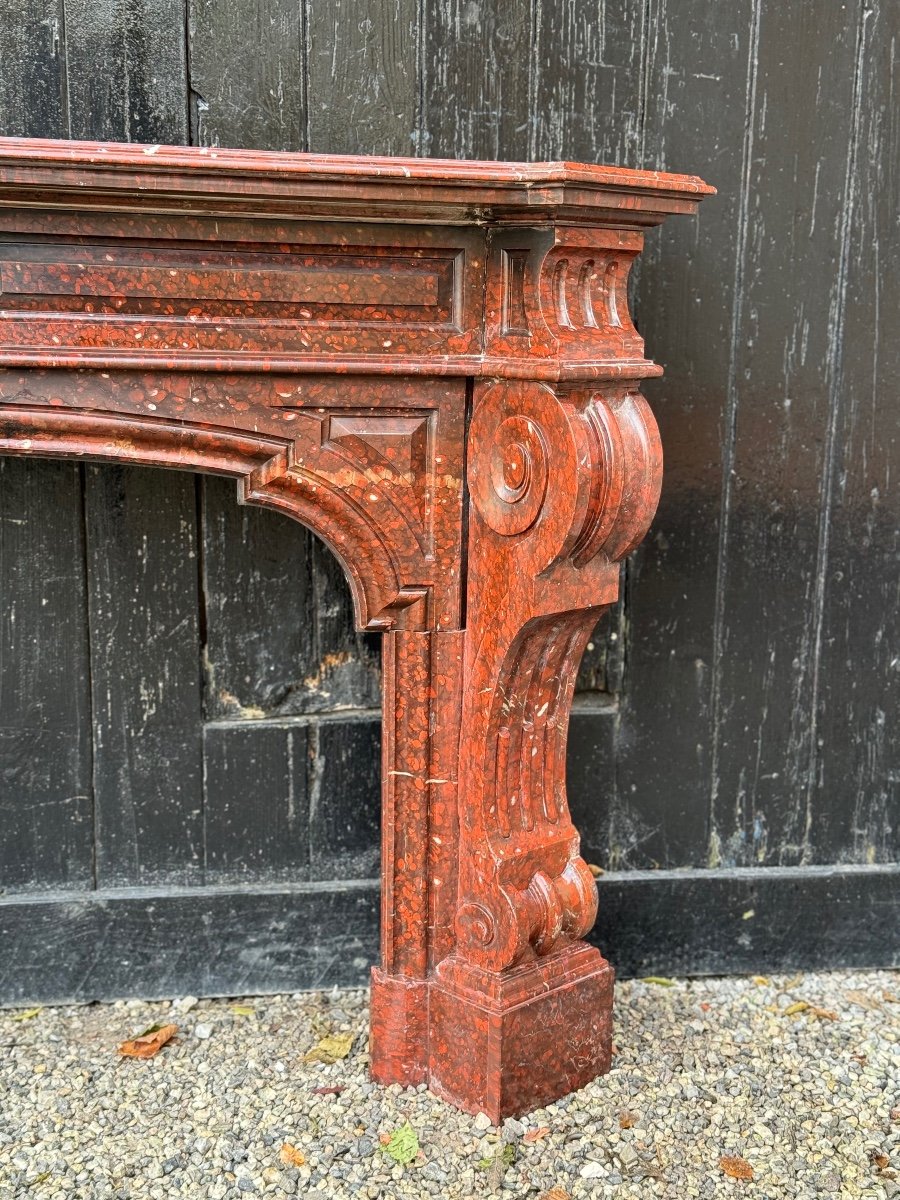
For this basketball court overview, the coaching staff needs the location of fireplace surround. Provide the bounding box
[0,138,712,1118]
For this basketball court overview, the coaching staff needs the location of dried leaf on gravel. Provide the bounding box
[523,1125,550,1144]
[719,1155,754,1180]
[846,989,882,1011]
[231,1005,256,1017]
[642,976,676,987]
[311,1085,344,1096]
[280,1142,306,1168]
[10,1007,42,1022]
[118,1023,177,1059]
[303,1031,354,1064]
[780,999,837,1020]
[752,976,771,986]
[381,1121,419,1165]
[538,1190,570,1200]
[618,1110,639,1129]
[871,1150,890,1170]
[808,1005,838,1021]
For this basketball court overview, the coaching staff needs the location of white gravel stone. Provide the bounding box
[0,970,897,1199]
[580,1159,607,1179]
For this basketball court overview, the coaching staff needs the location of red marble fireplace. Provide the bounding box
[0,138,712,1119]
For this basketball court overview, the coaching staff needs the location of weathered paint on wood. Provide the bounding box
[591,865,900,979]
[1,865,895,1006]
[530,0,646,166]
[85,466,204,886]
[306,0,419,155]
[201,475,381,720]
[814,3,900,866]
[203,720,310,882]
[613,0,758,869]
[422,0,534,160]
[707,0,868,868]
[188,0,305,150]
[63,0,189,143]
[0,460,93,891]
[0,881,381,1004]
[0,0,66,138]
[309,716,381,879]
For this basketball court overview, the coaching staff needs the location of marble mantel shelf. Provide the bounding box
[0,137,713,1119]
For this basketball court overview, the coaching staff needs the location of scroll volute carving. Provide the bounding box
[456,378,663,972]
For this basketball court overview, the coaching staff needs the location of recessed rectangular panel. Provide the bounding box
[0,242,448,319]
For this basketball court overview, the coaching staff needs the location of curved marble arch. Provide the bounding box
[0,137,713,1120]
[0,399,435,633]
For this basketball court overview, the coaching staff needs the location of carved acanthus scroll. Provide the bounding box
[455,378,662,972]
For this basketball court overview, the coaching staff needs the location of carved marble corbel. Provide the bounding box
[423,376,662,1116]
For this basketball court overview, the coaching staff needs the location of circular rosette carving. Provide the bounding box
[467,381,581,560]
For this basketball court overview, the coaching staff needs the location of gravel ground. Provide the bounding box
[0,970,897,1200]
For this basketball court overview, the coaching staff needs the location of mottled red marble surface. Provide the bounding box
[0,137,712,1118]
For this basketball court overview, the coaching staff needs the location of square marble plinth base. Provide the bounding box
[371,942,614,1122]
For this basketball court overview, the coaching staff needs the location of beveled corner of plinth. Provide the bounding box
[426,943,614,1122]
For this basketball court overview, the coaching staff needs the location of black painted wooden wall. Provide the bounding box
[0,0,897,1004]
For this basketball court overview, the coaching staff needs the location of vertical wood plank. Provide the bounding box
[306,0,419,154]
[85,466,204,886]
[707,0,866,867]
[530,0,645,165]
[204,721,310,881]
[614,0,758,867]
[421,0,534,160]
[309,717,381,879]
[188,0,304,149]
[0,460,93,891]
[59,0,200,889]
[0,0,66,137]
[814,0,900,864]
[567,707,617,868]
[0,7,87,890]
[63,0,189,142]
